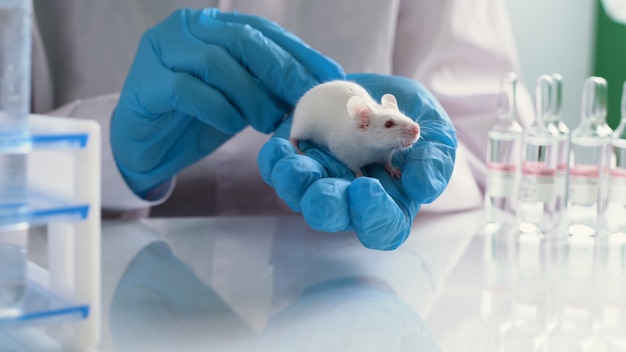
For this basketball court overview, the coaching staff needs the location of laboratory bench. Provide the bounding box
[3,208,484,351]
[6,206,624,351]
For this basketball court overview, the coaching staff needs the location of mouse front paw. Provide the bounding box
[384,163,402,179]
[387,168,402,179]
[353,168,365,178]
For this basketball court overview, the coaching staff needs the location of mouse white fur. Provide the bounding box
[290,80,420,178]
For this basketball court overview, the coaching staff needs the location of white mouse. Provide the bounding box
[289,80,420,178]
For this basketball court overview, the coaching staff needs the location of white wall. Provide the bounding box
[506,0,596,128]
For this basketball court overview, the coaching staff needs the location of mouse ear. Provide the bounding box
[381,93,399,111]
[347,96,370,130]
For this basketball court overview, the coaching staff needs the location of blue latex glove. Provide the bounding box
[258,74,456,250]
[111,8,344,197]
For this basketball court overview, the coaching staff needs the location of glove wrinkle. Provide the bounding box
[302,178,352,232]
[271,155,327,212]
[349,178,409,250]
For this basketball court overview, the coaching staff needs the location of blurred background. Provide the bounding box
[507,0,625,129]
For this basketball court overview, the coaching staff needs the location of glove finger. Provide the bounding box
[348,177,413,250]
[402,105,456,203]
[271,154,328,212]
[401,141,455,204]
[135,70,247,135]
[157,37,288,133]
[213,11,345,83]
[188,9,336,105]
[301,178,353,232]
[258,137,295,185]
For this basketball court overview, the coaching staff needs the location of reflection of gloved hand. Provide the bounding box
[258,73,456,250]
[111,8,344,198]
[111,242,255,350]
[258,278,441,352]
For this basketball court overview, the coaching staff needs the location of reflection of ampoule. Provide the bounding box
[546,235,598,351]
[481,229,515,351]
[566,77,613,238]
[545,74,570,229]
[517,75,559,235]
[514,233,547,329]
[501,232,548,352]
[485,72,524,231]
[599,233,626,350]
[605,81,626,237]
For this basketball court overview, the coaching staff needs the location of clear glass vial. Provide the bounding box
[517,75,560,235]
[605,81,626,237]
[544,74,570,229]
[566,77,613,238]
[485,72,524,232]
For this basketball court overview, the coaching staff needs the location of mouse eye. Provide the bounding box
[384,120,395,128]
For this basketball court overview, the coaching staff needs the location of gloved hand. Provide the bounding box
[258,73,456,250]
[111,8,344,198]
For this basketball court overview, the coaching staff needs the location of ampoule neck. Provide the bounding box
[576,76,609,138]
[494,72,521,134]
[543,113,558,123]
[613,81,626,140]
[529,74,558,137]
[613,118,626,140]
[545,114,569,135]
[494,113,522,134]
[573,115,611,139]
[544,112,566,127]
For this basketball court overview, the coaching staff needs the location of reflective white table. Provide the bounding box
[21,209,484,351]
[426,223,626,352]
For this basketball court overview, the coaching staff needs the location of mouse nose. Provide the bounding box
[411,124,420,137]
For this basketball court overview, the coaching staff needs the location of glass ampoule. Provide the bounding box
[485,72,524,232]
[605,81,626,237]
[566,77,613,238]
[545,74,570,230]
[517,75,560,235]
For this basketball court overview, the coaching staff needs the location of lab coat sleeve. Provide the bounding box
[393,0,534,191]
[45,94,175,216]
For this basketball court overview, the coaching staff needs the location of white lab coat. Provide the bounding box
[31,0,532,218]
